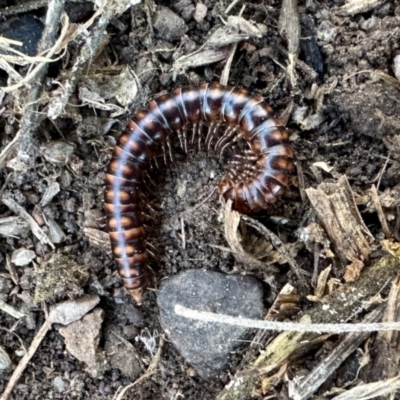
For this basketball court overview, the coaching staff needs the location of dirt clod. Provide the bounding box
[59,307,104,376]
[153,6,189,41]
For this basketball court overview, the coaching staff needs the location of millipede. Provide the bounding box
[104,82,295,303]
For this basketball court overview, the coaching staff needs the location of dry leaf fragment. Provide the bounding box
[79,67,139,113]
[343,259,364,282]
[292,106,324,130]
[40,182,60,207]
[173,14,263,72]
[297,222,334,258]
[382,239,400,259]
[41,141,75,165]
[223,201,268,268]
[227,16,265,38]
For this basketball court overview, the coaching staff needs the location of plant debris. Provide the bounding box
[1,0,400,399]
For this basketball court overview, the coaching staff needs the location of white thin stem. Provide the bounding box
[174,304,400,333]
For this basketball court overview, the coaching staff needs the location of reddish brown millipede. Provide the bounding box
[104,82,295,303]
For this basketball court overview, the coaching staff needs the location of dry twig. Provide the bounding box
[47,0,129,119]
[0,299,26,319]
[278,0,300,86]
[217,253,400,400]
[291,306,384,400]
[370,185,391,238]
[0,295,99,400]
[7,0,66,167]
[241,214,308,291]
[1,196,55,249]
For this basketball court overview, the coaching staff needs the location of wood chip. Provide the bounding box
[306,175,373,267]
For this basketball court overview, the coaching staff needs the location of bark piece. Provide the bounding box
[306,175,373,267]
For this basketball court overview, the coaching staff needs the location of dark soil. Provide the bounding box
[1,0,400,399]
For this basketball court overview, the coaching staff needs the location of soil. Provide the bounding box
[1,0,400,399]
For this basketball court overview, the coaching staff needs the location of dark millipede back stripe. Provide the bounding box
[104,82,295,303]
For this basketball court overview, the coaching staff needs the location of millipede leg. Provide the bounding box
[205,122,216,149]
[161,143,168,164]
[152,156,159,170]
[166,137,173,161]
[198,127,202,151]
[177,129,185,151]
[191,123,197,144]
[215,126,237,150]
[196,121,204,150]
[144,171,158,188]
[182,125,188,154]
[205,122,221,151]
[220,132,242,156]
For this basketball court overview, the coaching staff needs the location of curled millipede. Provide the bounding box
[104,82,295,303]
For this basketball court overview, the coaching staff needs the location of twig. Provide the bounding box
[47,0,142,120]
[14,0,66,163]
[113,336,164,400]
[241,214,309,291]
[2,196,55,249]
[370,185,391,238]
[279,0,300,87]
[0,299,26,319]
[291,306,383,400]
[0,319,52,400]
[331,375,400,400]
[0,131,20,170]
[47,4,110,120]
[0,0,91,16]
[224,0,242,14]
[175,303,399,333]
[0,295,99,400]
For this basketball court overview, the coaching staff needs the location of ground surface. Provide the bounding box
[1,0,400,399]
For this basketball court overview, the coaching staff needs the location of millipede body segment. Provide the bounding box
[104,82,295,303]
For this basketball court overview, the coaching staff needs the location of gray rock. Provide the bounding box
[153,6,188,41]
[158,270,263,379]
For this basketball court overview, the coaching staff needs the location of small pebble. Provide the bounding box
[53,376,68,393]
